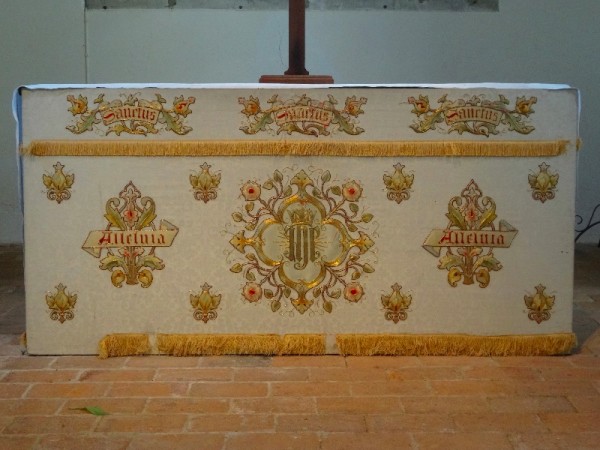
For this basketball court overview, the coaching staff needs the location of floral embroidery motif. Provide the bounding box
[408,94,537,136]
[229,169,375,314]
[238,94,367,136]
[524,284,555,324]
[383,163,414,204]
[381,283,412,323]
[190,283,221,323]
[46,283,77,323]
[43,162,74,204]
[423,180,518,288]
[66,93,195,135]
[190,163,221,203]
[82,182,179,288]
[529,162,559,203]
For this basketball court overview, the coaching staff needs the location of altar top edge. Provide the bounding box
[17,82,574,92]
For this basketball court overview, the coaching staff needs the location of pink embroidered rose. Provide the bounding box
[243,282,262,303]
[344,282,363,303]
[241,181,261,201]
[342,181,362,202]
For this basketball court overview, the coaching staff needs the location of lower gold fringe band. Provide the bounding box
[336,333,576,356]
[156,333,326,356]
[98,333,150,359]
[22,139,570,158]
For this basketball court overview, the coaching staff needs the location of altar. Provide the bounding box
[15,83,579,356]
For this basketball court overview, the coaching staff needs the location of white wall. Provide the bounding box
[2,0,599,243]
[0,0,86,243]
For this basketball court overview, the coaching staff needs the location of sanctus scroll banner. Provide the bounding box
[15,84,579,356]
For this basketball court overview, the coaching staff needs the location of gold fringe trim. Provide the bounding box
[21,139,570,158]
[156,333,326,356]
[281,334,326,355]
[98,333,150,359]
[336,333,576,357]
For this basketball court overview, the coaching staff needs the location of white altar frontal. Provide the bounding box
[15,83,580,357]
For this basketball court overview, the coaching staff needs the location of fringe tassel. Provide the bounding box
[336,333,576,357]
[156,333,326,356]
[157,334,281,356]
[98,333,150,359]
[280,334,326,355]
[21,139,570,158]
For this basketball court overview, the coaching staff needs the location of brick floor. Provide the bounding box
[0,244,598,449]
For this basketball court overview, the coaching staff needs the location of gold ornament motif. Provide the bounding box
[46,283,77,323]
[408,94,537,136]
[190,163,221,203]
[423,180,518,288]
[42,162,74,204]
[529,162,559,203]
[238,94,367,136]
[383,163,414,204]
[229,169,375,314]
[66,93,195,135]
[524,284,555,324]
[381,283,412,323]
[82,182,179,288]
[190,283,221,323]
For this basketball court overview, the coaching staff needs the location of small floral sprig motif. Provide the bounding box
[238,94,367,136]
[46,283,77,323]
[524,284,555,324]
[529,162,559,203]
[43,162,74,204]
[190,283,221,323]
[383,163,414,204]
[190,163,221,203]
[408,94,537,136]
[66,93,195,136]
[229,168,375,315]
[381,283,412,323]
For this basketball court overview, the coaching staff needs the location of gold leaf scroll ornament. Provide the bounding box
[46,283,77,323]
[524,284,555,324]
[190,283,221,323]
[43,162,74,204]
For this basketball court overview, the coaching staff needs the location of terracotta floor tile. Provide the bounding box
[271,355,346,367]
[26,382,108,399]
[35,435,131,450]
[430,379,517,396]
[231,397,316,414]
[386,366,463,381]
[308,367,353,382]
[0,398,64,416]
[95,414,187,433]
[0,356,56,370]
[350,380,431,396]
[51,356,127,369]
[275,414,367,432]
[316,396,402,414]
[198,355,272,367]
[60,397,148,415]
[345,356,423,369]
[539,412,600,433]
[567,395,600,412]
[0,383,28,398]
[401,395,490,414]
[78,368,156,382]
[234,367,309,382]
[512,432,600,450]
[3,415,98,434]
[462,366,543,381]
[107,381,188,397]
[452,412,547,433]
[225,432,321,450]
[488,395,575,413]
[1,369,80,383]
[271,381,351,397]
[413,432,514,450]
[156,367,233,382]
[128,433,225,450]
[188,413,274,432]
[145,397,229,414]
[538,366,600,380]
[188,381,268,397]
[125,355,199,368]
[0,436,39,450]
[365,413,455,433]
[320,432,413,450]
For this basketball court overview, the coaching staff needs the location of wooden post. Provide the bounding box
[260,0,333,84]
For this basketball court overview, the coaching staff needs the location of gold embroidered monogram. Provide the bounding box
[229,169,375,314]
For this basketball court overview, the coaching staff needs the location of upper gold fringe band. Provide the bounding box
[21,139,570,158]
[98,333,150,359]
[336,333,576,356]
[157,333,326,357]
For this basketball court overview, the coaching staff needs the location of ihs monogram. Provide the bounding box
[229,169,375,315]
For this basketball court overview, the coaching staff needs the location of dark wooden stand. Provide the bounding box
[259,0,333,84]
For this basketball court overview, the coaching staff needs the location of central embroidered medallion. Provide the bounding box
[229,169,375,314]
